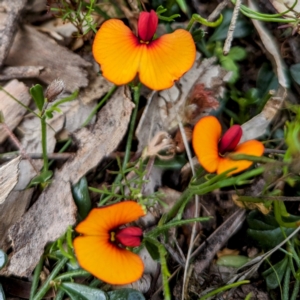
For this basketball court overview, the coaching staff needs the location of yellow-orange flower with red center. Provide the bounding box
[92,10,196,90]
[73,201,145,285]
[192,116,264,175]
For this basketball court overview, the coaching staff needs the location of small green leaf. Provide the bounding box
[227,46,247,61]
[30,84,45,112]
[145,240,160,261]
[257,63,278,99]
[29,170,53,186]
[59,283,108,300]
[263,256,288,289]
[176,0,188,14]
[154,155,187,170]
[108,288,145,300]
[290,63,300,85]
[72,177,92,219]
[0,250,7,270]
[216,255,250,268]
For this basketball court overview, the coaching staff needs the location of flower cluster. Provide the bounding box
[192,116,264,175]
[92,10,196,90]
[74,201,145,285]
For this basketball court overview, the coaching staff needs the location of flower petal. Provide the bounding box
[138,10,158,42]
[217,140,264,175]
[74,236,144,285]
[75,201,145,236]
[93,19,142,85]
[139,29,196,90]
[192,116,221,173]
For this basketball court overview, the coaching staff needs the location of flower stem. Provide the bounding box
[186,13,223,31]
[115,83,141,183]
[41,116,49,172]
[81,85,117,128]
[33,257,68,300]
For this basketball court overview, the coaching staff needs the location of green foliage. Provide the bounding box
[108,289,145,300]
[263,256,288,290]
[209,9,252,42]
[48,0,98,36]
[59,283,107,300]
[72,176,92,219]
[30,84,44,112]
[0,284,5,300]
[290,63,300,85]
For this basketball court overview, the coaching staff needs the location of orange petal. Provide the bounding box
[139,29,196,90]
[74,236,144,285]
[92,19,142,85]
[217,140,264,175]
[192,116,222,173]
[75,201,145,236]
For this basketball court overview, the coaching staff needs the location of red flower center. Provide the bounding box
[218,125,242,155]
[137,10,158,43]
[111,227,143,247]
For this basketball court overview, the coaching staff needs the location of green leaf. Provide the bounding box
[176,0,188,14]
[0,284,5,300]
[30,84,45,112]
[247,210,278,230]
[108,288,145,300]
[145,240,160,261]
[290,63,300,85]
[29,170,53,186]
[216,255,250,268]
[227,46,247,61]
[263,256,288,289]
[209,9,252,42]
[154,155,187,170]
[257,63,279,99]
[0,250,7,270]
[72,177,92,219]
[247,227,294,249]
[59,283,108,300]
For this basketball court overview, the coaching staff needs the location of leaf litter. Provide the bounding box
[0,0,299,299]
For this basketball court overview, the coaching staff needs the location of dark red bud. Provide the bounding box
[218,125,242,154]
[138,10,158,42]
[115,227,143,247]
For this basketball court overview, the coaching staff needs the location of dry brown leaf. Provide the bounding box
[136,54,230,152]
[6,87,134,277]
[0,66,44,81]
[240,2,288,141]
[0,189,33,251]
[0,79,31,144]
[217,248,240,258]
[6,25,91,92]
[232,194,271,215]
[269,0,300,17]
[0,156,21,204]
[0,0,27,67]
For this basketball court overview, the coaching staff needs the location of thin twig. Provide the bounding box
[208,0,230,21]
[1,123,39,173]
[223,0,242,55]
[0,152,74,161]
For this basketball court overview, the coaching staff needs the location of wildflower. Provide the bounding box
[73,201,145,285]
[192,116,264,175]
[92,10,196,90]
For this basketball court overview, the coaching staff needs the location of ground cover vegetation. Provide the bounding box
[1,0,300,299]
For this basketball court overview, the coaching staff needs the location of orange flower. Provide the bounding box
[73,201,145,285]
[92,10,196,90]
[192,116,264,175]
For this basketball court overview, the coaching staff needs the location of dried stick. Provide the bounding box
[223,0,242,55]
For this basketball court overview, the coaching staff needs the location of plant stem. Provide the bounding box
[199,280,250,300]
[114,83,141,183]
[33,257,68,300]
[81,85,117,128]
[41,116,49,172]
[30,256,44,300]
